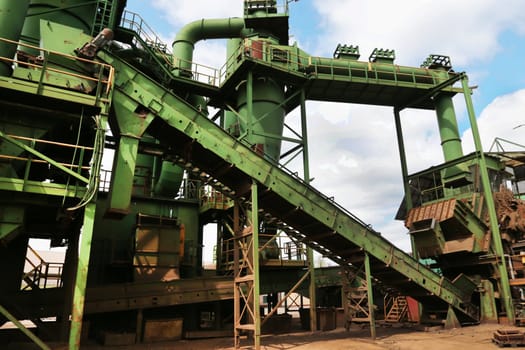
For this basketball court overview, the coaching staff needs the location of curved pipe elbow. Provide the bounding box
[172,17,246,72]
[173,17,246,46]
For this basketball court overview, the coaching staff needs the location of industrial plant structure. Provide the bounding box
[1,1,525,349]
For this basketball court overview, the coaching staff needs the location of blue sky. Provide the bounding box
[123,0,525,254]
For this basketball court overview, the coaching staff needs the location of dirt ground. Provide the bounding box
[76,322,509,350]
[6,322,513,349]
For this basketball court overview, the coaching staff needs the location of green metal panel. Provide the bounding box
[0,0,30,76]
[20,0,97,54]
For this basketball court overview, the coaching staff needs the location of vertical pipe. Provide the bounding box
[434,93,463,162]
[461,75,514,323]
[364,253,376,339]
[246,70,253,142]
[251,180,261,349]
[301,88,317,331]
[69,202,97,349]
[393,108,417,257]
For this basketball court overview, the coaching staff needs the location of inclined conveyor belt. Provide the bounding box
[100,50,480,323]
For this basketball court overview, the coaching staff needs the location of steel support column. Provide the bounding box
[393,108,417,257]
[461,74,514,323]
[300,88,317,331]
[69,202,97,349]
[364,253,376,339]
[233,180,261,349]
[251,181,261,349]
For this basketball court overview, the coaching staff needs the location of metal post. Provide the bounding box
[393,108,416,257]
[461,74,514,324]
[251,180,261,349]
[364,253,376,339]
[233,204,240,348]
[300,89,310,184]
[247,70,253,139]
[69,202,97,349]
[300,88,317,331]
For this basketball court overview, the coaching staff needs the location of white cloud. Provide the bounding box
[311,0,525,67]
[462,89,525,152]
[152,0,244,28]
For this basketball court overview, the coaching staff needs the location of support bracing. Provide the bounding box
[233,181,261,349]
[461,74,514,323]
[69,202,97,349]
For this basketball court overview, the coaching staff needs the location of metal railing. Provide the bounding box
[219,233,307,269]
[0,37,114,101]
[22,245,64,290]
[0,133,94,188]
[200,185,233,211]
[244,0,290,16]
[120,11,221,86]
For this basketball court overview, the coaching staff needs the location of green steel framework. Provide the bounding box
[0,1,519,348]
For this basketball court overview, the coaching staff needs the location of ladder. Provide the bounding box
[384,295,408,323]
[92,0,116,35]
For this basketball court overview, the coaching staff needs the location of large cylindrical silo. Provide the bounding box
[236,73,285,162]
[20,0,97,55]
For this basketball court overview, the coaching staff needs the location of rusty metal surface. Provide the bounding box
[405,198,457,228]
[494,188,525,236]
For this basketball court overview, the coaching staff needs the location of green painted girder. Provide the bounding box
[0,178,86,198]
[231,55,462,110]
[0,130,89,184]
[102,52,478,322]
[0,76,109,107]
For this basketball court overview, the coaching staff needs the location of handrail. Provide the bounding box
[0,37,114,97]
[22,246,64,290]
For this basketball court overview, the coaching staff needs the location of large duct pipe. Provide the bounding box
[435,93,463,162]
[172,17,246,76]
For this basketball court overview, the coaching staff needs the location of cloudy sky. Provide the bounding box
[126,0,525,254]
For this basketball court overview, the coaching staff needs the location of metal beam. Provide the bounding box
[69,202,96,349]
[460,74,514,323]
[0,130,89,184]
[0,304,50,350]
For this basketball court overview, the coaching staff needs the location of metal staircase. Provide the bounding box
[384,295,409,323]
[21,246,63,290]
[99,51,480,324]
